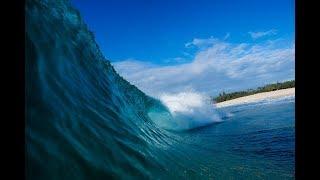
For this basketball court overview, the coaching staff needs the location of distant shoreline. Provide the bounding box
[215,88,295,108]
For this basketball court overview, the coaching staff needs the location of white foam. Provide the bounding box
[160,92,205,114]
[157,91,221,130]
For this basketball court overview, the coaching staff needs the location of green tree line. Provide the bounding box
[212,80,295,103]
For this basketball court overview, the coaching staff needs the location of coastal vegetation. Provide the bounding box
[212,80,295,103]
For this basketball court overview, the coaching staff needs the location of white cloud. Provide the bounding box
[248,29,277,39]
[185,36,218,48]
[224,33,230,40]
[164,57,187,64]
[113,37,294,97]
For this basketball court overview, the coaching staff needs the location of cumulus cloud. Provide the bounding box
[248,29,277,39]
[113,37,294,97]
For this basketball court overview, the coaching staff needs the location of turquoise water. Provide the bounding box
[26,0,295,179]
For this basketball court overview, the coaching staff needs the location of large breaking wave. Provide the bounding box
[26,0,221,179]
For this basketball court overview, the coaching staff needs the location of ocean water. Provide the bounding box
[26,0,295,179]
[182,98,295,179]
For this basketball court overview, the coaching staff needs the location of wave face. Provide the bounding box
[26,0,193,179]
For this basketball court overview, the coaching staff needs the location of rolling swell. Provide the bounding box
[26,0,188,179]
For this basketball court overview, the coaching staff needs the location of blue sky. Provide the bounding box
[71,0,295,96]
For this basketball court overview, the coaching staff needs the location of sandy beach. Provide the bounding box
[215,88,295,108]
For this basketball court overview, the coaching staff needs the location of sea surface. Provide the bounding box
[179,98,295,179]
[26,0,295,179]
